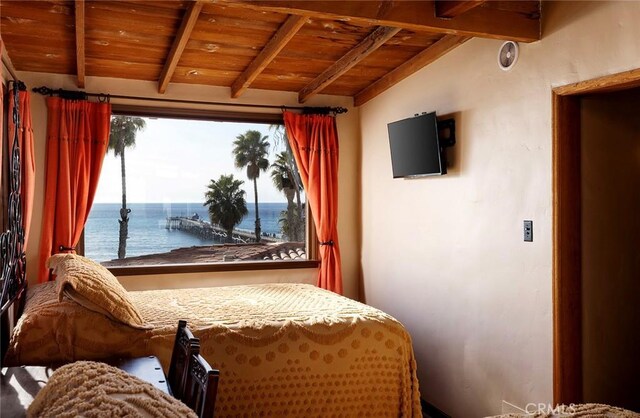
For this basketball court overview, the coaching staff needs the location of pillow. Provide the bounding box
[47,254,149,329]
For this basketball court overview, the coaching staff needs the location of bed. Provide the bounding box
[1,86,421,416]
[4,278,422,417]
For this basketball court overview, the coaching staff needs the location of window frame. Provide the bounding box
[80,104,319,275]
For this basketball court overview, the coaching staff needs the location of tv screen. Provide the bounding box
[387,112,445,178]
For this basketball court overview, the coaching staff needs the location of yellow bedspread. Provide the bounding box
[7,282,422,417]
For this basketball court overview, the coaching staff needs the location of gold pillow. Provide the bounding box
[47,254,149,329]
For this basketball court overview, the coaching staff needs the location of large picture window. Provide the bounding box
[84,109,314,272]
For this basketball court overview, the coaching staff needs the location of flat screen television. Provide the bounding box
[387,112,446,178]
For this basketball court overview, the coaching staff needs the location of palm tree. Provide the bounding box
[277,208,304,241]
[232,130,270,242]
[109,115,146,259]
[271,151,302,241]
[204,174,248,243]
[269,124,304,239]
[277,210,291,240]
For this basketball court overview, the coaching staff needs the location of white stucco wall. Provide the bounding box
[359,2,640,416]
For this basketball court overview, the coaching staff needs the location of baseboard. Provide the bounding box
[421,398,451,418]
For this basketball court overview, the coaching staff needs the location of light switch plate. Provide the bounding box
[524,220,533,242]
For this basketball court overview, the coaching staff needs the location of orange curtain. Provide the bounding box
[283,111,343,294]
[8,89,36,250]
[38,97,111,283]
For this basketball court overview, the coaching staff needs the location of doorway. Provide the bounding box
[553,69,640,409]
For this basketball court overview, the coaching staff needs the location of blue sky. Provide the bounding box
[94,117,290,204]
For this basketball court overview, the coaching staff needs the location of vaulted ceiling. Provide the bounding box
[1,0,541,106]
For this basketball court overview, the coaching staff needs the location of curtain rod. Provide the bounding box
[31,86,348,115]
[6,80,26,91]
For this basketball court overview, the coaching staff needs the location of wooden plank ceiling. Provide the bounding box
[0,0,540,106]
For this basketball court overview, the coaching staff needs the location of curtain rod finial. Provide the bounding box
[32,86,88,101]
[32,86,53,96]
[8,80,26,91]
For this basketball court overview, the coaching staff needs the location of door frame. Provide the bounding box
[552,68,640,405]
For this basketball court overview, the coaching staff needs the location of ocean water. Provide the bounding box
[85,202,288,262]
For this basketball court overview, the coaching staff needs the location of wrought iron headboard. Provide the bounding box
[1,80,28,364]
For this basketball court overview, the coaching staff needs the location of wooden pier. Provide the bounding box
[165,217,278,244]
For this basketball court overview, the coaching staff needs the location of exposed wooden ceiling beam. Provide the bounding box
[158,1,203,94]
[231,15,306,98]
[0,37,19,81]
[75,0,85,88]
[435,0,487,19]
[354,35,470,106]
[211,0,540,42]
[298,26,401,103]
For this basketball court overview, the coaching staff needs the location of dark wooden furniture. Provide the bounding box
[1,81,28,369]
[167,319,200,400]
[184,353,220,418]
[108,355,171,395]
[109,320,203,398]
[167,320,219,418]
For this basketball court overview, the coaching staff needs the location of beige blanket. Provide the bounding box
[28,361,197,418]
[7,282,422,417]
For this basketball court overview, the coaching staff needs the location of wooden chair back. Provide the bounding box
[184,353,220,418]
[167,320,200,400]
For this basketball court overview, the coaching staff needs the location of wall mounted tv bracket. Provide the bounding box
[437,118,456,148]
